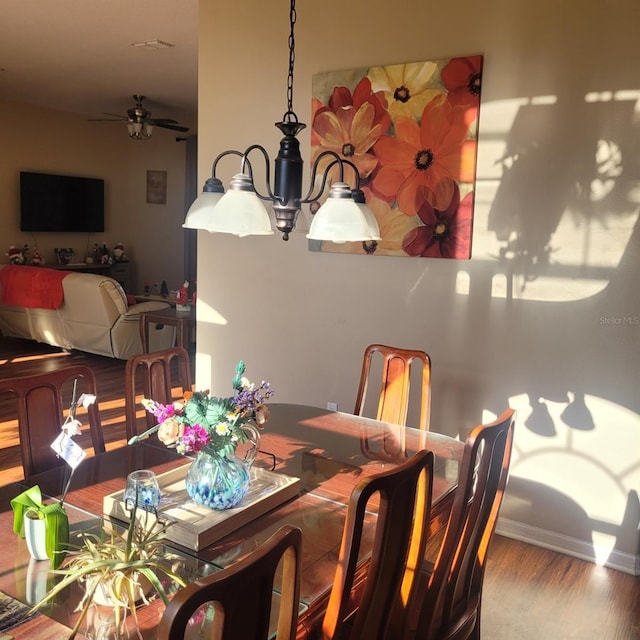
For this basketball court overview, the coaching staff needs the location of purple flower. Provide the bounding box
[233,381,274,413]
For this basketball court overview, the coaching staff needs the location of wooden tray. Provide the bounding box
[103,463,301,551]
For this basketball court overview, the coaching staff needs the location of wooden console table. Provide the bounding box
[140,306,195,352]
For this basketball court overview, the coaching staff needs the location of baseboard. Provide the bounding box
[496,518,639,576]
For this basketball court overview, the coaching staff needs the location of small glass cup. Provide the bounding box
[124,470,160,513]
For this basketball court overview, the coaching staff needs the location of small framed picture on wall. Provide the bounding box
[146,170,167,204]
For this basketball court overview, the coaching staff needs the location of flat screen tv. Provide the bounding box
[20,171,105,233]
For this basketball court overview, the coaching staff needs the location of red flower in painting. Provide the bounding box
[372,96,476,214]
[402,185,474,259]
[442,56,482,124]
[312,77,390,179]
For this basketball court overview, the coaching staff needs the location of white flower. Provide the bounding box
[78,393,97,408]
[215,423,230,436]
[240,377,255,391]
[63,418,83,436]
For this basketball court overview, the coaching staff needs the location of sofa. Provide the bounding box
[0,265,175,359]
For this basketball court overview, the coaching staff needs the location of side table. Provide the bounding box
[140,307,195,352]
[132,293,177,308]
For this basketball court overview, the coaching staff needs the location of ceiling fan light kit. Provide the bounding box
[183,0,380,244]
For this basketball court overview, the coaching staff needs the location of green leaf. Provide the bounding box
[233,360,246,389]
[10,485,43,537]
[42,502,69,569]
[204,396,235,425]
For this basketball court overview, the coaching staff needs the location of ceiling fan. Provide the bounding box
[90,94,189,139]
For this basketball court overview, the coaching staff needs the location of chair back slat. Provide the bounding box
[415,409,516,640]
[157,525,302,640]
[322,449,434,640]
[124,346,192,441]
[354,344,431,431]
[0,365,105,478]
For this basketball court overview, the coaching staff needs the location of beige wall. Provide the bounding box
[0,99,187,293]
[196,0,640,572]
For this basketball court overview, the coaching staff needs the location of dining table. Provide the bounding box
[0,403,463,639]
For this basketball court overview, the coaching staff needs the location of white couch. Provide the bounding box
[0,265,175,359]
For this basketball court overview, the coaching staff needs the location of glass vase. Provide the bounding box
[185,424,260,510]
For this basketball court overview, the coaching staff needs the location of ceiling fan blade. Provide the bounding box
[149,118,179,125]
[88,117,125,122]
[153,122,190,132]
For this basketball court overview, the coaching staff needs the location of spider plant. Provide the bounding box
[31,503,186,639]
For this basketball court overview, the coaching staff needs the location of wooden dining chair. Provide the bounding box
[0,365,106,478]
[322,449,434,640]
[124,345,192,441]
[411,409,516,640]
[157,524,302,640]
[354,344,432,431]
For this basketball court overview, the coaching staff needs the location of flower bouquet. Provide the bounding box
[130,361,272,455]
[130,361,274,510]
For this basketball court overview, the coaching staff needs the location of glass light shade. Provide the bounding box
[307,184,381,242]
[206,175,273,236]
[356,202,381,240]
[183,191,225,229]
[144,124,153,136]
[133,122,143,133]
[127,123,135,136]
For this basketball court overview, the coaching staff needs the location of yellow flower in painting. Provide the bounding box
[368,61,444,121]
[313,101,382,179]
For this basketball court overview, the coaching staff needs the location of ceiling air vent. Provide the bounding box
[130,39,174,50]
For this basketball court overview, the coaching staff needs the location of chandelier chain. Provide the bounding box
[285,0,297,121]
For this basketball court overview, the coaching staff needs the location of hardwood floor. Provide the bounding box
[0,336,638,639]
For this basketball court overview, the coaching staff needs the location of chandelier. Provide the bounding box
[183,0,380,242]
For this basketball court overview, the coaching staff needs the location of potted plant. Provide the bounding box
[12,487,70,569]
[31,502,186,639]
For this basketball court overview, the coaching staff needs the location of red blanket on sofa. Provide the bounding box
[0,265,70,309]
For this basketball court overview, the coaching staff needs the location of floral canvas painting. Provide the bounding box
[309,56,482,258]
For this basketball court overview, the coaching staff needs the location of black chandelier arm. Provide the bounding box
[300,150,344,203]
[300,151,363,204]
[341,158,362,189]
[207,149,259,188]
[210,149,244,178]
[241,144,278,202]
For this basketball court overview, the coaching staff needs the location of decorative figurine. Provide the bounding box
[112,243,126,262]
[160,280,169,298]
[143,281,151,296]
[6,244,28,264]
[31,246,43,266]
[99,243,112,265]
[176,280,189,306]
[87,243,100,263]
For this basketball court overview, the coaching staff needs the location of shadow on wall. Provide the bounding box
[501,476,597,562]
[502,479,640,570]
[486,95,639,291]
